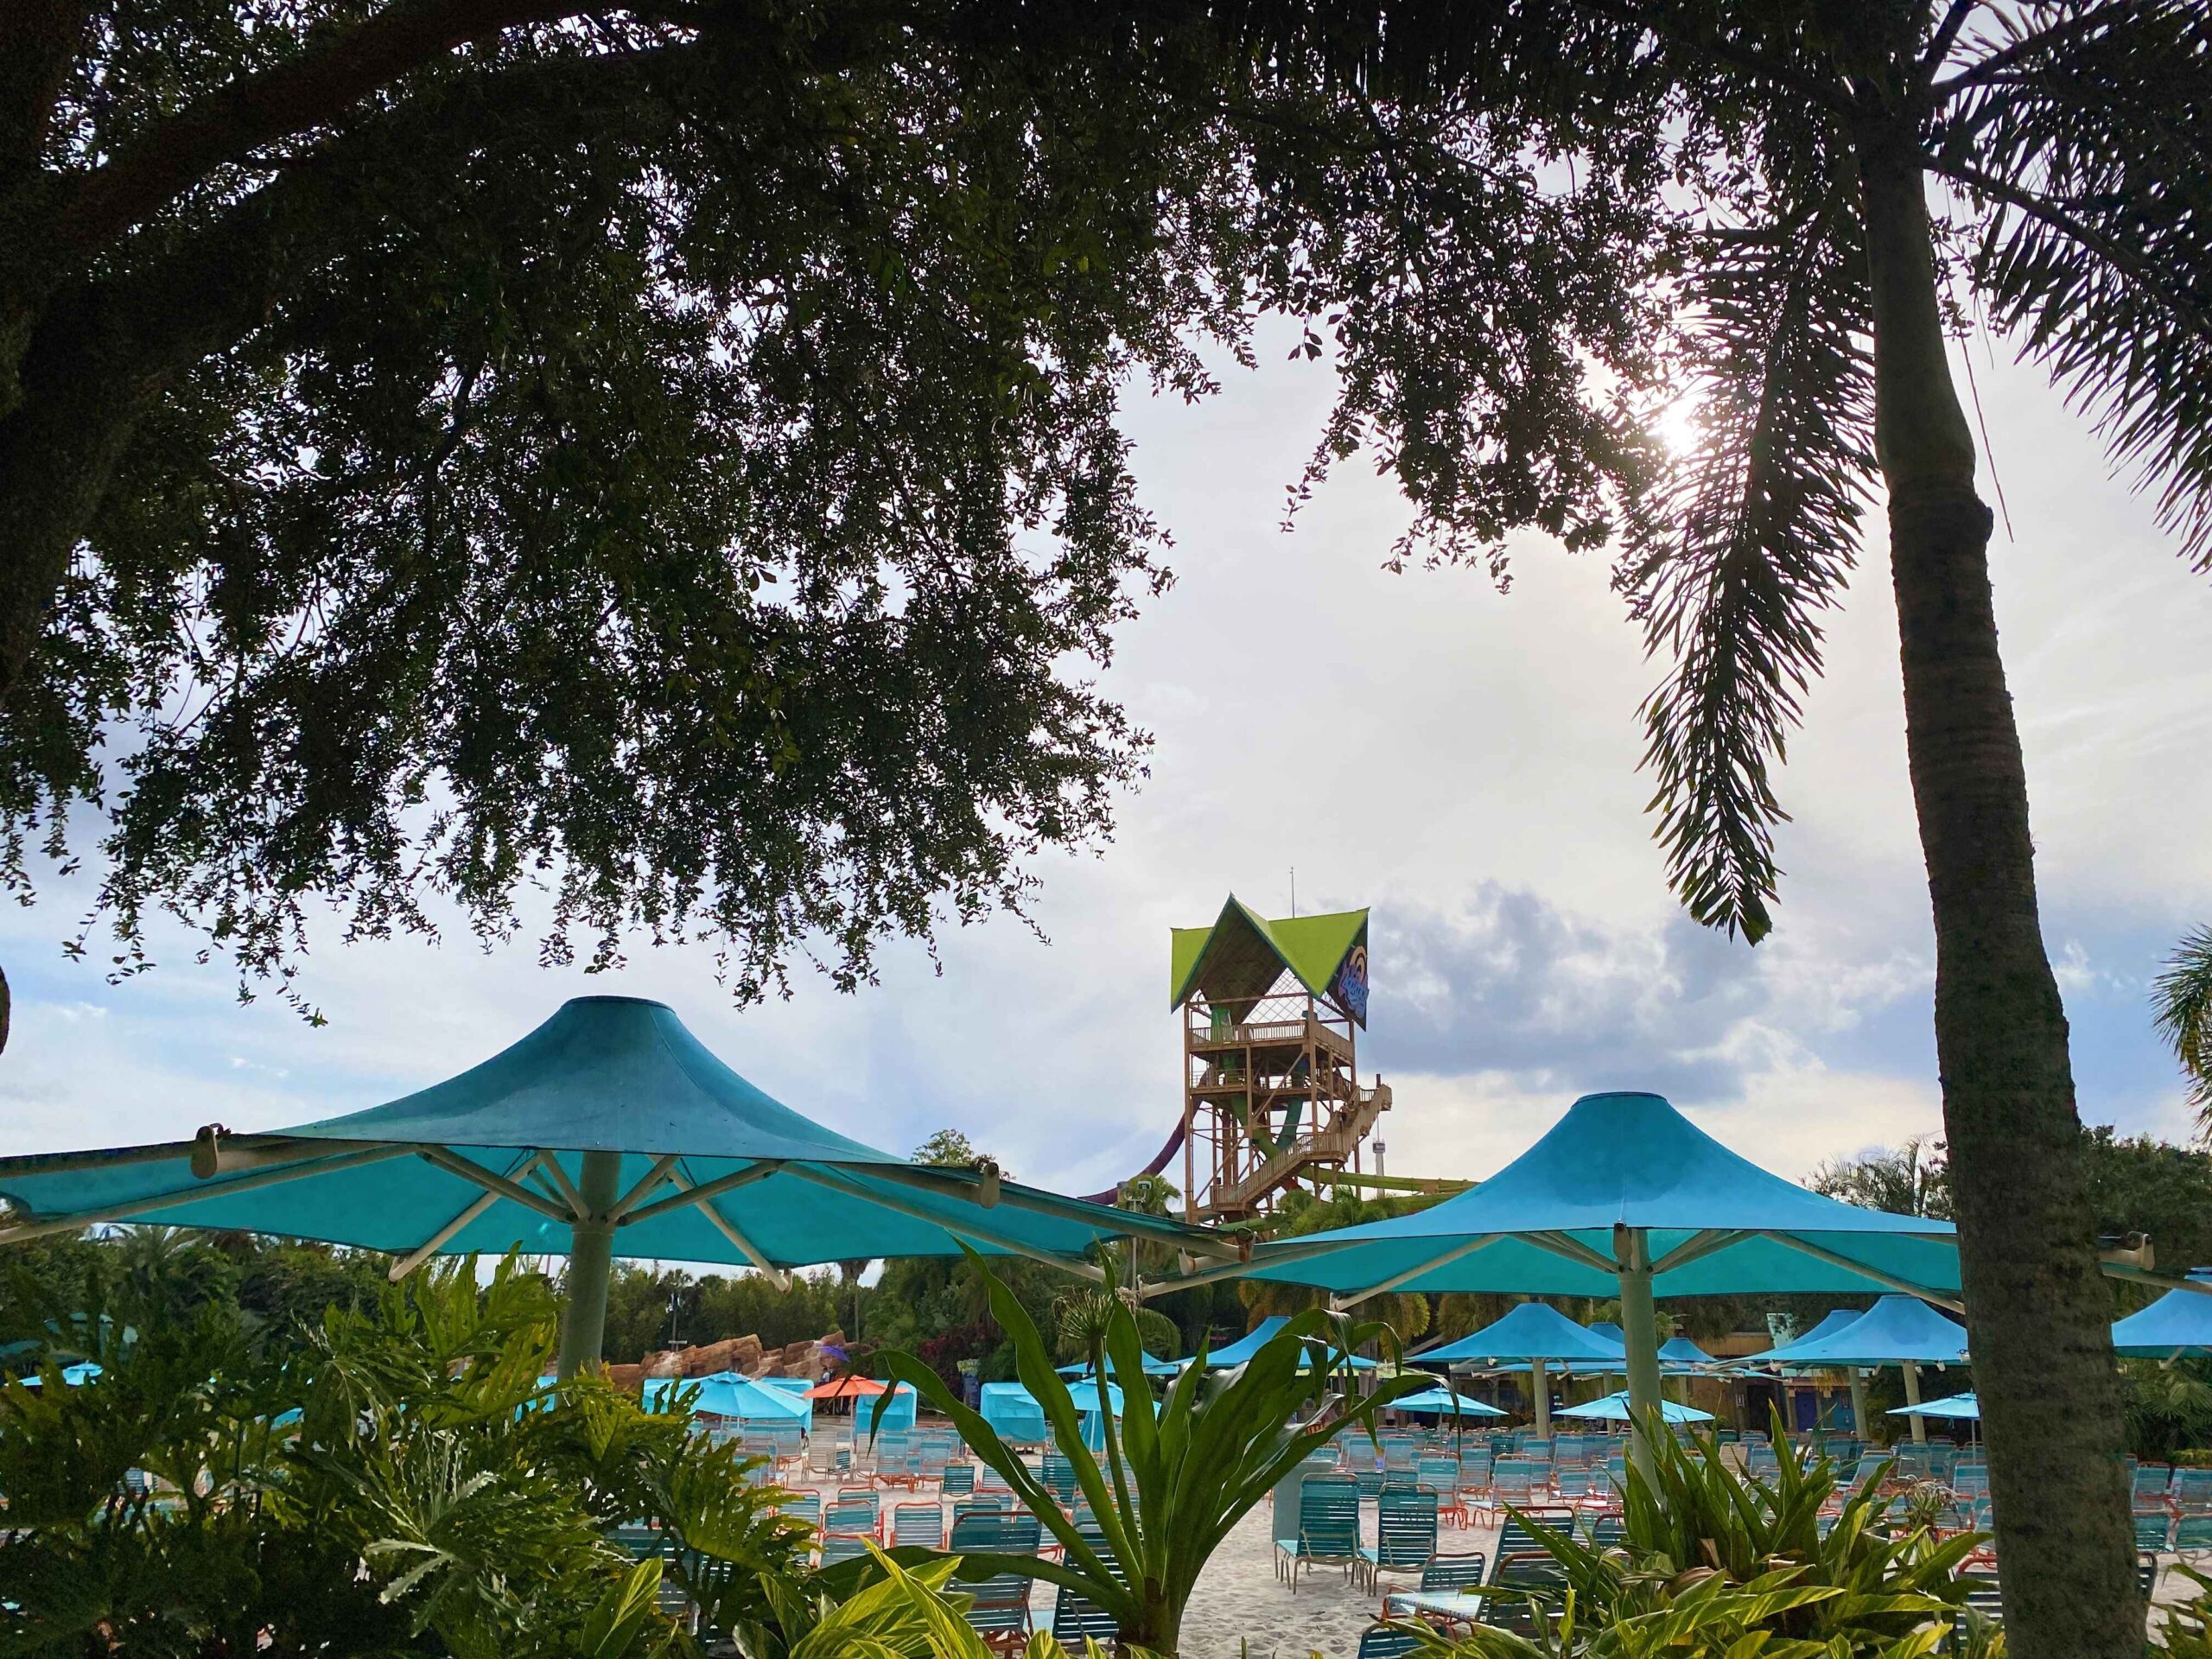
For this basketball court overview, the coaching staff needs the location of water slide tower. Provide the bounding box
[1170,897,1390,1222]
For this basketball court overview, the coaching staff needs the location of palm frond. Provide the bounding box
[1618,181,1877,943]
[1939,1,2212,568]
[2153,925,2212,1126]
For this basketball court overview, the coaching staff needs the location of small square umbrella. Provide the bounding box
[804,1375,887,1401]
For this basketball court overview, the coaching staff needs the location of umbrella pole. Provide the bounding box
[1848,1367,1869,1439]
[557,1150,624,1379]
[1531,1356,1550,1440]
[1615,1224,1666,1490]
[1901,1358,1926,1444]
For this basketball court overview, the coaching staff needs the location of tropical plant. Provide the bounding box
[1808,1141,1954,1222]
[2157,927,2212,1128]
[2160,1566,2212,1659]
[875,1249,1428,1654]
[0,1252,840,1658]
[1402,1418,1979,1659]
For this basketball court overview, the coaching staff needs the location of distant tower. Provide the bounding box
[1170,897,1390,1222]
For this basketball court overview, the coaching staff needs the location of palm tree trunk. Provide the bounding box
[1856,130,2138,1657]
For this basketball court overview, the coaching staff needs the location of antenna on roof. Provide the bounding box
[1290,867,1296,916]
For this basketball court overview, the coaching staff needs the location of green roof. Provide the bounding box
[1169,896,1369,1025]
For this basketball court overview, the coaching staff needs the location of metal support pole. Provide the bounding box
[1530,1356,1550,1440]
[1848,1368,1869,1439]
[556,1150,623,1379]
[1901,1359,1926,1443]
[1615,1224,1666,1491]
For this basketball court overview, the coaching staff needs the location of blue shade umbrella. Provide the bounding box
[1388,1386,1509,1419]
[646,1371,813,1427]
[1188,1313,1376,1371]
[1557,1390,1713,1425]
[2112,1268,2212,1358]
[1752,1295,1968,1445]
[0,997,1227,1374]
[1196,1315,1289,1366]
[1888,1391,1979,1421]
[1752,1296,1968,1367]
[1416,1301,1626,1368]
[1058,1353,1181,1379]
[979,1379,1125,1448]
[1154,1091,1964,1483]
[1413,1301,1623,1439]
[1743,1307,1866,1365]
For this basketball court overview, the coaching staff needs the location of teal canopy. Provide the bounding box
[1658,1337,1717,1367]
[1198,1316,1288,1366]
[2111,1268,2212,1358]
[1888,1391,1980,1421]
[1558,1390,1713,1424]
[1167,1090,1961,1484]
[1745,1308,1862,1362]
[0,997,1224,1370]
[979,1379,1125,1448]
[1234,1093,1960,1301]
[1751,1295,1968,1368]
[1191,1314,1375,1371]
[1058,1353,1181,1379]
[1388,1386,1509,1418]
[854,1384,916,1434]
[646,1371,813,1427]
[1414,1301,1625,1368]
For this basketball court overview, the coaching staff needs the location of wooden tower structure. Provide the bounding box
[1171,897,1390,1222]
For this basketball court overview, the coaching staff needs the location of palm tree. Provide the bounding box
[836,1259,873,1344]
[2156,928,2212,1128]
[1308,10,2206,1649]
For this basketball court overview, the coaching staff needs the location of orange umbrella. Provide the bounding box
[804,1375,887,1401]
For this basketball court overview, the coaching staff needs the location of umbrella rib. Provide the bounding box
[1754,1231,1965,1312]
[1133,1235,1351,1300]
[415,1147,573,1224]
[1649,1228,1751,1275]
[783,1163,1106,1283]
[617,1160,785,1228]
[663,1164,791,1290]
[387,1150,545,1282]
[857,1164,1240,1260]
[533,1154,592,1219]
[0,1142,416,1246]
[2103,1263,2212,1299]
[1328,1234,1503,1312]
[0,1139,201,1178]
[1521,1230,1620,1274]
[608,1154,683,1222]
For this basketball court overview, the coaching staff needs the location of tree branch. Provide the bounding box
[0,38,697,713]
[1930,0,2161,101]
[53,0,598,260]
[1933,154,2212,351]
[0,0,88,176]
[1915,0,1983,93]
[1563,0,1855,116]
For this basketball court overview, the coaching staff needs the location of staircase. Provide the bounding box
[1206,1080,1392,1217]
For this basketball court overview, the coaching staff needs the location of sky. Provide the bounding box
[3,321,2209,1211]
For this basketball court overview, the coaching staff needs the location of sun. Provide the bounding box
[1649,389,1708,458]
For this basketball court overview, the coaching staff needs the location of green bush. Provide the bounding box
[1398,1416,1985,1659]
[0,1254,876,1658]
